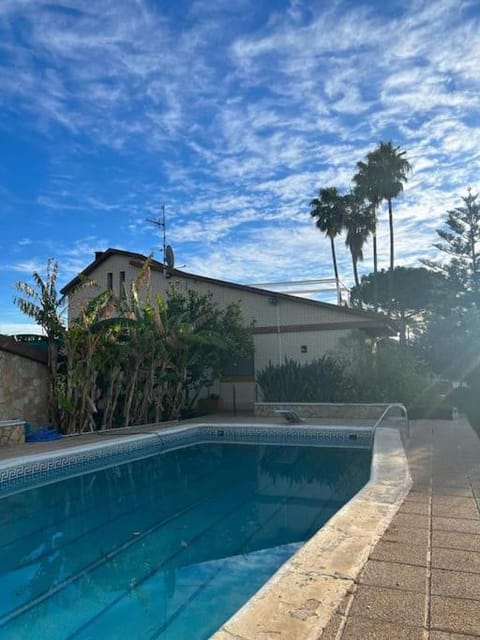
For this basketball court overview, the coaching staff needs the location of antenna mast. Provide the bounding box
[161,204,166,266]
[146,204,175,275]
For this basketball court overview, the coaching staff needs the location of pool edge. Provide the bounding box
[210,426,411,640]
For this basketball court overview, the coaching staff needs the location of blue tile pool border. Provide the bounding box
[0,423,372,497]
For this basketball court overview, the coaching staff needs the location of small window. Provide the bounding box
[107,272,113,290]
[301,345,308,353]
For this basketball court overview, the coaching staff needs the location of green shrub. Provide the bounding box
[257,356,354,403]
[257,337,442,412]
[338,335,442,411]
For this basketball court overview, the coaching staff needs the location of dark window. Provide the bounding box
[223,355,255,378]
[301,345,308,353]
[107,272,113,290]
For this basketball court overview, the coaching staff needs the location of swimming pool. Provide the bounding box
[0,426,373,639]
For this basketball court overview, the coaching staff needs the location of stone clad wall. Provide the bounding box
[254,402,403,420]
[0,336,48,428]
[0,421,25,446]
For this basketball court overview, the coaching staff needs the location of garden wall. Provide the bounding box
[0,335,48,428]
[254,402,404,420]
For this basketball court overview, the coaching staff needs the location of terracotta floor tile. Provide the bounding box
[383,524,429,546]
[431,479,471,489]
[348,585,425,626]
[432,501,479,520]
[432,530,480,552]
[358,560,427,592]
[432,517,480,535]
[404,491,431,503]
[432,487,475,498]
[431,595,480,636]
[319,613,344,639]
[397,501,430,516]
[390,512,430,530]
[433,496,479,508]
[370,540,428,567]
[431,568,480,600]
[432,548,480,574]
[341,616,424,640]
[429,631,480,639]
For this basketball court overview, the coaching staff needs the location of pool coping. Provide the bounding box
[210,426,411,640]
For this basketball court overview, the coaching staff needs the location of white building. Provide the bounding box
[61,249,396,412]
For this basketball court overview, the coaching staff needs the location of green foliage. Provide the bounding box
[354,142,411,206]
[14,260,66,426]
[15,261,252,433]
[351,267,448,342]
[343,191,376,286]
[310,187,345,283]
[353,141,411,303]
[258,337,439,411]
[422,190,480,307]
[413,308,480,383]
[257,356,355,403]
[340,336,438,409]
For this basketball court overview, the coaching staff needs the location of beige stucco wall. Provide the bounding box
[0,350,48,426]
[253,328,351,371]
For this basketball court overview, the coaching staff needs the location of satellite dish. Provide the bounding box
[165,245,175,269]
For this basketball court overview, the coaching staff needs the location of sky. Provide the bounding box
[1,0,480,333]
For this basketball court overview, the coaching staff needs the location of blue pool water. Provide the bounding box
[0,442,371,639]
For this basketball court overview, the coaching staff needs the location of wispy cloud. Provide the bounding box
[0,0,479,319]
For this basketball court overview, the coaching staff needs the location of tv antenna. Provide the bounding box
[147,204,175,271]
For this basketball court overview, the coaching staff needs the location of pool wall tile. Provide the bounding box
[0,423,371,496]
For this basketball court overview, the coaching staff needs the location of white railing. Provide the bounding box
[371,403,409,444]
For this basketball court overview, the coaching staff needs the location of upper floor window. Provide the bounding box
[107,272,113,290]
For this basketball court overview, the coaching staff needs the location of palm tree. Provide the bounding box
[354,141,411,273]
[310,187,345,301]
[344,192,376,288]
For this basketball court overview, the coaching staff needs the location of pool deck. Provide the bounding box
[320,417,480,640]
[1,415,479,638]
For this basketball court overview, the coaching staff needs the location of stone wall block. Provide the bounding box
[0,350,48,426]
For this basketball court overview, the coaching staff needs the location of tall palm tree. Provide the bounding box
[344,192,376,288]
[310,187,345,301]
[354,141,411,273]
[353,162,380,300]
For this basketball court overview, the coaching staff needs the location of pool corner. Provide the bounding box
[210,426,411,640]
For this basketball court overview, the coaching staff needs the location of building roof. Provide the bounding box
[60,248,397,334]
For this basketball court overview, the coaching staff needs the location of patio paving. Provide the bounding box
[320,417,480,639]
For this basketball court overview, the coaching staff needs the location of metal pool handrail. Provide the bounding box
[371,403,409,444]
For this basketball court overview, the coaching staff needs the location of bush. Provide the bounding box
[257,356,354,403]
[257,337,443,412]
[336,335,440,410]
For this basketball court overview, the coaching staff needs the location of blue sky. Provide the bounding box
[1,0,480,333]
